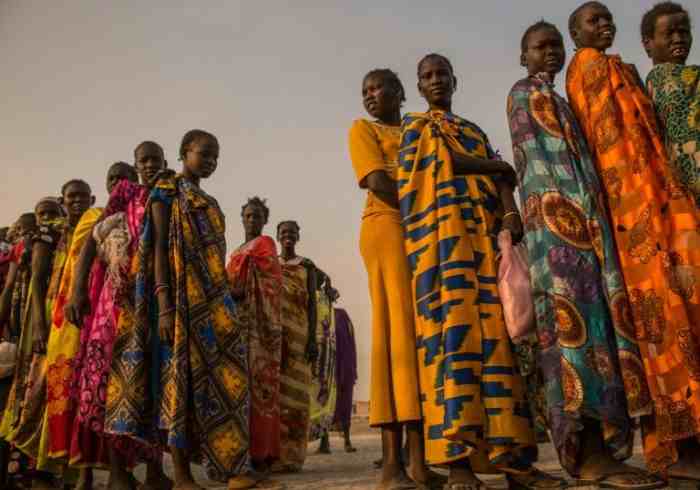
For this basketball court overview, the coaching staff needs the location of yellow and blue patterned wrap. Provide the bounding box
[398,111,536,470]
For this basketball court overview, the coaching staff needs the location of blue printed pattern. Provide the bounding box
[398,111,536,469]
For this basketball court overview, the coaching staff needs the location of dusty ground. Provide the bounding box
[92,418,698,490]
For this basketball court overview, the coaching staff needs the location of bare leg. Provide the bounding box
[667,438,700,481]
[375,423,414,490]
[318,430,331,454]
[170,447,202,490]
[75,468,94,490]
[578,418,662,488]
[405,421,429,485]
[343,423,356,453]
[107,448,135,490]
[139,457,174,490]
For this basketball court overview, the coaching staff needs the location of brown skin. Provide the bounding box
[417,56,523,244]
[643,12,692,65]
[61,181,95,228]
[571,3,616,52]
[229,203,268,300]
[361,74,402,210]
[521,27,566,79]
[277,222,318,362]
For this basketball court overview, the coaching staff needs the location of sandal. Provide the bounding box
[576,471,666,490]
[506,468,567,490]
[442,482,487,490]
[410,470,449,490]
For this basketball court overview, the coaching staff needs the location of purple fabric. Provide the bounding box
[332,308,357,428]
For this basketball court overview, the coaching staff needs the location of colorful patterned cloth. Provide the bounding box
[45,208,103,461]
[567,48,700,473]
[308,286,337,442]
[0,219,65,473]
[226,236,282,463]
[70,180,149,467]
[277,255,314,470]
[398,110,536,470]
[508,74,639,473]
[106,174,251,481]
[332,308,357,430]
[647,63,700,205]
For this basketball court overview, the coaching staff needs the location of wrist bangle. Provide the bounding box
[503,211,520,220]
[159,307,175,318]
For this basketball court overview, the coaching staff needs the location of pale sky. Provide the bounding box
[2,0,698,400]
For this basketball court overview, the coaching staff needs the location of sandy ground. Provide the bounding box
[91,418,698,490]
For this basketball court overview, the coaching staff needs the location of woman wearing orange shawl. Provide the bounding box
[226,197,282,476]
[566,1,700,479]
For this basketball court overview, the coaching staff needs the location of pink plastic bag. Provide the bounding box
[497,230,535,342]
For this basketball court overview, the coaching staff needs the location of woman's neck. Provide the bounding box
[429,102,451,112]
[377,111,402,127]
[245,232,260,243]
[181,169,200,187]
[280,247,297,260]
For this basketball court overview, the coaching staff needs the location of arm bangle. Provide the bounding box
[503,211,520,220]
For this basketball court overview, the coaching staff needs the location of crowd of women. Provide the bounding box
[0,135,359,486]
[349,1,700,490]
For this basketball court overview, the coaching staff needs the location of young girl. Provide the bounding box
[509,21,662,489]
[567,1,700,480]
[113,130,251,490]
[275,220,317,472]
[226,197,282,476]
[643,2,699,206]
[399,53,564,490]
[348,68,432,490]
[65,152,170,490]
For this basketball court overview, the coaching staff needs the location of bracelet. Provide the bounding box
[503,211,520,220]
[154,284,170,296]
[159,307,175,318]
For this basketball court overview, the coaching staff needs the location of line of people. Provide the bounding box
[349,2,699,490]
[0,132,359,489]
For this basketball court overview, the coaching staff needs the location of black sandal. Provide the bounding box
[506,468,567,490]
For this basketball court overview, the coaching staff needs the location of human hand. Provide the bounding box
[64,290,91,328]
[158,309,175,344]
[502,212,524,244]
[32,317,48,354]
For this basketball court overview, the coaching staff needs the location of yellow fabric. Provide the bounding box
[349,118,422,426]
[43,207,103,461]
[398,111,536,469]
[349,119,402,218]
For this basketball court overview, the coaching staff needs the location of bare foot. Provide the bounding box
[345,442,357,453]
[108,469,137,490]
[376,464,417,490]
[668,455,700,482]
[75,468,94,490]
[446,465,483,490]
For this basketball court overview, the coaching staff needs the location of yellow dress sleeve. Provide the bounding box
[349,119,386,189]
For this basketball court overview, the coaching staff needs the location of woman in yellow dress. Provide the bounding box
[348,68,429,490]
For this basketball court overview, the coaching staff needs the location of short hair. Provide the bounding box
[569,1,608,38]
[521,20,563,53]
[61,179,92,196]
[363,69,406,105]
[241,196,270,223]
[641,2,689,40]
[418,53,454,77]
[108,161,138,183]
[277,220,300,234]
[18,212,36,227]
[179,129,219,160]
[134,140,165,160]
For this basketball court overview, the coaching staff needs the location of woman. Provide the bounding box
[226,197,282,474]
[275,220,317,471]
[567,1,700,479]
[348,67,431,490]
[643,2,699,206]
[330,306,358,454]
[509,20,662,489]
[399,53,564,490]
